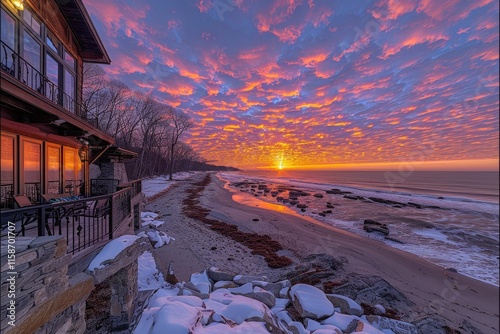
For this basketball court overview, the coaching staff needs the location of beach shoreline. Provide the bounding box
[145,172,499,333]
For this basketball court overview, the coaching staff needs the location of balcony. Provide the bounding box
[0,40,101,133]
[0,188,136,255]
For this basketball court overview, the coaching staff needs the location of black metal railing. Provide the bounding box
[24,182,41,204]
[117,179,142,198]
[0,188,132,255]
[47,181,60,194]
[91,179,120,196]
[65,179,83,196]
[1,40,76,113]
[1,184,14,209]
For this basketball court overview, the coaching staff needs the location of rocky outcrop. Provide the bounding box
[134,265,418,334]
[363,219,390,236]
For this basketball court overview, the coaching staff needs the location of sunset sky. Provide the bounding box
[84,0,499,170]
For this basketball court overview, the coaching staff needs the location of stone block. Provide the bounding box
[4,273,94,334]
[28,236,64,250]
[40,254,71,274]
[54,318,72,334]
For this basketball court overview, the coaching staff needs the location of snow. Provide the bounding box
[148,301,202,334]
[138,251,165,291]
[190,270,212,294]
[142,172,197,198]
[228,282,253,295]
[321,312,362,330]
[87,235,141,271]
[133,252,418,334]
[290,284,334,319]
[146,230,174,248]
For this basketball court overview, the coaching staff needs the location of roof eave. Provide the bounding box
[55,0,111,64]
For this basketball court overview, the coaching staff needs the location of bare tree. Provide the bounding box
[166,107,192,180]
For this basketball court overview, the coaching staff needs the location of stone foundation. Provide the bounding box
[1,236,94,334]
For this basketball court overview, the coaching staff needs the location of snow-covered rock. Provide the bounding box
[148,301,202,334]
[213,280,238,290]
[321,312,361,332]
[326,294,364,316]
[207,267,236,282]
[234,274,268,285]
[253,286,276,308]
[228,282,254,296]
[87,235,142,271]
[290,284,334,319]
[289,321,310,334]
[146,230,174,248]
[190,270,213,294]
[280,287,290,298]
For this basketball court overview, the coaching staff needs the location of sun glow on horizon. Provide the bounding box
[258,158,499,172]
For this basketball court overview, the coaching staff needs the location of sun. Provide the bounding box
[277,155,285,170]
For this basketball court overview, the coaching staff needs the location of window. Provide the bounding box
[47,146,61,194]
[64,51,74,69]
[64,148,82,195]
[0,8,16,75]
[23,140,42,202]
[0,133,15,208]
[1,8,15,50]
[64,69,75,111]
[46,32,60,53]
[22,8,41,36]
[1,134,15,186]
[22,31,41,91]
[45,52,60,101]
[2,4,78,113]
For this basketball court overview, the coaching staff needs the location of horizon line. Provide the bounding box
[247,158,499,172]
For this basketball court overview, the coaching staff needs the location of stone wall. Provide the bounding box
[98,161,129,185]
[0,236,94,334]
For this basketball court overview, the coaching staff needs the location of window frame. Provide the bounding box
[1,3,78,111]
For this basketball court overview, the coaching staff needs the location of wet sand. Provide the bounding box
[145,172,499,333]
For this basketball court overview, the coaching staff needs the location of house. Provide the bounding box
[1,0,144,332]
[0,0,143,238]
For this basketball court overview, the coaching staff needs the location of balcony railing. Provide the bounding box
[117,179,142,198]
[0,188,132,255]
[1,40,77,113]
[1,184,14,210]
[0,40,97,126]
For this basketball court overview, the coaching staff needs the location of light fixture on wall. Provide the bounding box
[78,137,89,162]
[10,0,24,10]
[78,145,88,162]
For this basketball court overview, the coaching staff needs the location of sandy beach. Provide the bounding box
[144,172,499,333]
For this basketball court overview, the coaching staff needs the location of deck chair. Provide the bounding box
[13,195,52,236]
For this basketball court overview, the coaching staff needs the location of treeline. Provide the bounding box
[82,64,234,179]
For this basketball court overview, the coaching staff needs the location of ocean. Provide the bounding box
[219,170,500,286]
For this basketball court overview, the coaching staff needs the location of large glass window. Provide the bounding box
[0,9,16,75]
[2,4,78,113]
[1,134,15,208]
[46,32,60,53]
[23,141,41,202]
[22,31,41,91]
[45,52,60,101]
[1,135,14,186]
[64,51,75,69]
[1,8,15,50]
[22,8,41,36]
[47,146,61,194]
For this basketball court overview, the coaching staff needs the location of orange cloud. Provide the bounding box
[381,32,449,59]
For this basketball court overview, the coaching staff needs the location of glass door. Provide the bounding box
[23,140,42,203]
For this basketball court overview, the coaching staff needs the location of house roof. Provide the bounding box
[55,0,111,64]
[102,146,139,160]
